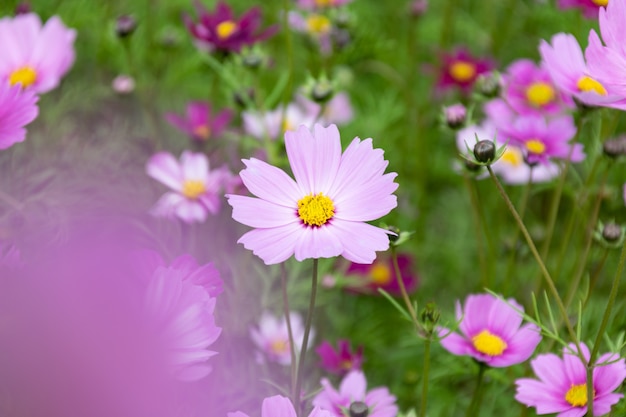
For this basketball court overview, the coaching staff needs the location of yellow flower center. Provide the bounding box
[577,76,607,96]
[297,193,335,227]
[565,384,590,407]
[472,330,507,356]
[592,0,608,6]
[270,339,289,355]
[340,359,353,370]
[449,61,477,83]
[501,147,523,167]
[282,119,295,133]
[315,0,335,6]
[525,82,556,107]
[182,180,206,199]
[526,139,546,155]
[9,66,37,88]
[216,20,237,40]
[306,14,332,35]
[370,262,392,285]
[193,125,211,140]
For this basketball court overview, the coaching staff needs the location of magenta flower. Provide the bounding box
[227,124,398,265]
[0,13,76,93]
[516,343,626,416]
[437,48,494,93]
[316,339,364,375]
[557,0,607,19]
[0,83,38,150]
[438,293,541,367]
[250,311,312,365]
[165,101,233,142]
[502,59,572,115]
[539,33,626,110]
[229,395,333,417]
[296,0,353,10]
[345,253,418,296]
[146,151,225,223]
[184,1,278,54]
[313,370,398,417]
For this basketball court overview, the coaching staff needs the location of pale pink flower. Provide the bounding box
[297,92,354,126]
[0,13,76,93]
[227,124,398,264]
[0,82,38,150]
[229,395,333,417]
[111,74,135,95]
[243,104,316,141]
[250,311,312,365]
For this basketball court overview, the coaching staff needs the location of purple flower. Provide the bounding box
[557,0,607,19]
[345,253,418,296]
[313,370,398,417]
[316,339,364,375]
[250,311,312,365]
[438,293,541,367]
[229,395,333,417]
[165,101,233,142]
[184,1,278,54]
[146,151,225,223]
[227,124,398,265]
[437,48,494,93]
[0,13,76,93]
[516,343,626,416]
[0,82,38,150]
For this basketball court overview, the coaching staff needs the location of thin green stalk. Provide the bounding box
[465,363,486,417]
[586,365,594,417]
[281,264,297,400]
[293,259,319,416]
[584,249,609,308]
[419,339,431,417]
[391,247,419,328]
[462,174,488,287]
[538,158,571,267]
[504,170,533,291]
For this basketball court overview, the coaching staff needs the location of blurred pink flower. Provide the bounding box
[111,74,135,95]
[243,104,316,141]
[146,151,225,223]
[288,11,334,55]
[165,101,233,142]
[0,13,76,93]
[250,311,311,365]
[0,83,38,150]
[227,124,398,265]
[438,293,541,367]
[229,395,333,417]
[183,1,278,54]
[345,253,418,296]
[297,92,354,126]
[313,370,398,417]
[296,0,353,10]
[316,339,364,375]
[437,48,494,93]
[557,0,606,19]
[516,343,626,416]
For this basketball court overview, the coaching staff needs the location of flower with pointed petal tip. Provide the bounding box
[437,48,494,93]
[165,101,233,142]
[316,339,364,375]
[516,343,626,416]
[0,83,38,150]
[345,253,418,296]
[438,293,542,367]
[250,311,312,365]
[229,395,334,417]
[0,13,76,93]
[227,124,398,265]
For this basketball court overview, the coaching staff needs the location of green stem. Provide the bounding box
[465,363,486,417]
[281,264,297,402]
[504,170,532,291]
[586,365,594,417]
[419,338,431,417]
[293,259,319,416]
[439,0,457,48]
[462,174,488,288]
[391,247,419,328]
[583,249,609,309]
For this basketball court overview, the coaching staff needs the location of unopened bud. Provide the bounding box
[410,0,428,17]
[349,401,369,417]
[116,15,137,38]
[387,226,400,243]
[475,72,501,98]
[603,223,623,243]
[311,79,334,103]
[473,140,496,164]
[111,74,135,95]
[420,302,440,334]
[603,137,626,158]
[443,103,467,130]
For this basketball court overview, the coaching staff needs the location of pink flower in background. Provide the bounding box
[502,59,572,115]
[165,101,233,141]
[250,311,312,365]
[296,0,353,10]
[228,395,333,417]
[227,124,398,265]
[243,104,316,141]
[516,343,626,416]
[0,13,76,93]
[184,1,278,54]
[539,33,626,110]
[0,83,38,150]
[345,253,418,296]
[146,151,225,223]
[313,370,398,417]
[438,293,541,367]
[437,48,494,93]
[557,0,606,19]
[288,11,334,55]
[297,92,354,126]
[316,339,364,375]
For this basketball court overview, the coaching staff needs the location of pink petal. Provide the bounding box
[180,151,209,180]
[261,395,297,417]
[293,224,343,261]
[147,152,184,191]
[439,329,474,356]
[330,220,390,264]
[228,194,299,228]
[339,370,367,400]
[237,223,305,265]
[239,158,302,207]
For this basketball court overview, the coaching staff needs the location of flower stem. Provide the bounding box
[419,338,431,417]
[293,258,319,416]
[281,263,297,401]
[391,247,419,328]
[583,249,609,309]
[465,363,486,417]
[504,170,532,291]
[586,364,594,417]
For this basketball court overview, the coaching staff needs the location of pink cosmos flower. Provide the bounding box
[288,11,334,55]
[0,13,76,93]
[243,104,316,141]
[316,339,364,375]
[345,253,418,296]
[227,124,398,265]
[438,293,542,367]
[250,311,312,365]
[183,1,278,54]
[437,48,494,93]
[515,343,626,417]
[0,83,38,150]
[229,395,333,417]
[297,92,354,126]
[296,0,353,10]
[557,0,607,19]
[165,101,233,142]
[539,33,626,110]
[146,151,225,223]
[502,59,573,116]
[313,370,398,417]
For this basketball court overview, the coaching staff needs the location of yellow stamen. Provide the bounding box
[472,330,507,356]
[565,383,591,407]
[297,193,335,227]
[501,147,523,167]
[577,76,607,96]
[282,119,295,133]
[9,66,37,88]
[182,180,206,199]
[526,139,546,155]
[449,61,477,83]
[592,0,608,6]
[216,20,237,40]
[193,125,211,140]
[370,262,392,285]
[525,82,556,107]
[270,339,289,355]
[306,14,332,35]
[340,359,353,370]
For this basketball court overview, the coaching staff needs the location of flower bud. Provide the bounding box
[420,302,440,334]
[410,0,428,17]
[602,223,623,243]
[473,140,496,164]
[15,1,31,15]
[111,74,135,95]
[443,103,467,130]
[475,71,501,98]
[464,159,482,172]
[311,79,334,103]
[603,137,626,158]
[386,226,400,243]
[116,15,137,38]
[349,401,369,417]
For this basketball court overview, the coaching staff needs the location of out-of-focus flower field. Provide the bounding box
[1,0,626,416]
